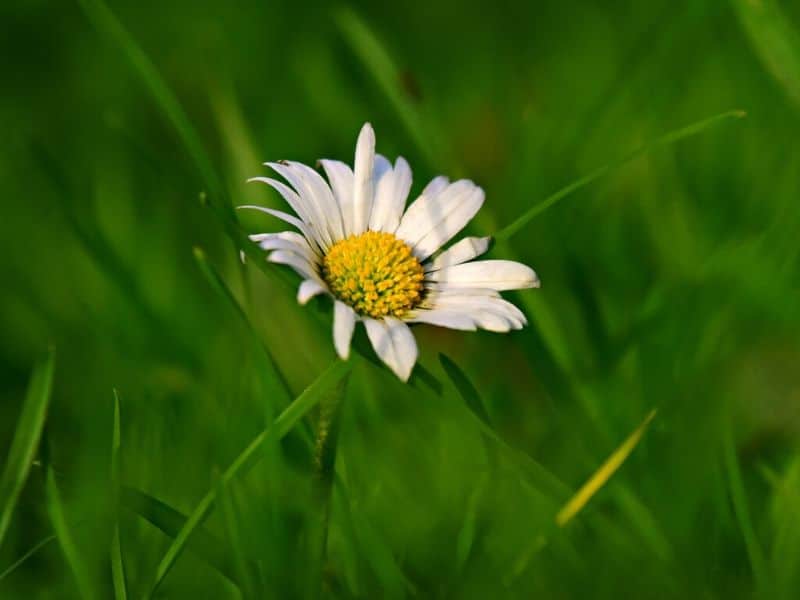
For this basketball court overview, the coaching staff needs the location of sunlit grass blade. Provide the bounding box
[110,391,127,600]
[77,0,223,203]
[145,359,353,598]
[733,0,800,108]
[334,7,448,170]
[121,486,241,586]
[556,409,657,526]
[494,110,746,242]
[722,417,771,596]
[0,348,55,548]
[46,468,96,600]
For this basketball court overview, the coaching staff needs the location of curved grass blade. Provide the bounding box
[46,468,96,600]
[556,409,657,526]
[733,0,800,108]
[110,391,127,600]
[439,354,492,427]
[145,359,353,599]
[722,417,771,596]
[494,110,746,242]
[0,348,55,548]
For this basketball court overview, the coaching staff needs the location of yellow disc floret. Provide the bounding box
[322,231,424,318]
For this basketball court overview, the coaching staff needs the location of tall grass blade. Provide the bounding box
[145,359,352,598]
[556,409,657,526]
[733,0,800,108]
[0,348,55,548]
[214,476,257,599]
[46,468,96,600]
[110,391,127,600]
[495,110,746,242]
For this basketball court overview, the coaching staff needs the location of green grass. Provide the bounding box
[2,0,800,597]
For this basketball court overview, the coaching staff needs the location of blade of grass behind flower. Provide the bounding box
[732,0,800,109]
[0,348,55,548]
[495,110,746,242]
[556,410,657,526]
[109,392,127,600]
[145,359,352,599]
[46,468,96,600]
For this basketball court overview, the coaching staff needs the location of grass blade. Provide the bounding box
[556,409,657,526]
[46,468,95,600]
[722,417,770,595]
[110,391,127,600]
[76,0,223,203]
[0,348,55,548]
[334,7,448,170]
[145,359,353,598]
[121,486,241,586]
[214,476,257,599]
[733,0,800,108]
[0,534,57,582]
[494,110,746,242]
[193,247,292,405]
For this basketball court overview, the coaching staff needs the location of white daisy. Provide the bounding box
[240,123,540,381]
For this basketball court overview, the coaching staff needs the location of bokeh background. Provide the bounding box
[2,0,800,598]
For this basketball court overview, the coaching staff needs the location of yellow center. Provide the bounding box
[322,231,425,318]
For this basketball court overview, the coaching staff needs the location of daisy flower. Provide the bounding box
[241,123,539,381]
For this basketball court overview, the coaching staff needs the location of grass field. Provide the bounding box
[2,0,800,598]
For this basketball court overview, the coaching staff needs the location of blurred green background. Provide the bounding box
[2,0,800,598]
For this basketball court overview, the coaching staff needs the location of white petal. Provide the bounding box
[297,280,327,305]
[247,177,312,225]
[425,236,491,272]
[352,123,376,235]
[333,301,357,359]
[369,157,412,233]
[434,295,528,328]
[237,206,322,252]
[364,317,418,381]
[396,180,484,260]
[251,232,317,262]
[421,176,450,197]
[405,309,477,331]
[286,161,345,242]
[267,250,318,280]
[426,260,540,291]
[320,159,355,237]
[266,162,333,249]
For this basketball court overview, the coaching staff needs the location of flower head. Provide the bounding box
[241,123,539,381]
